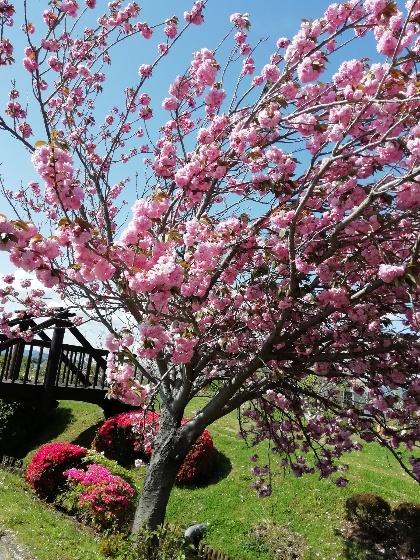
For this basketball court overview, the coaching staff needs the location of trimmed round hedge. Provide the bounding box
[93,411,215,483]
[25,442,88,501]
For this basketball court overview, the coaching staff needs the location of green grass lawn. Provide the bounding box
[0,399,419,560]
[168,405,420,560]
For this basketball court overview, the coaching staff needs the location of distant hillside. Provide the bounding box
[23,349,47,359]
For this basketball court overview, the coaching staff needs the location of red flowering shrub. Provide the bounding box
[25,443,87,501]
[177,425,215,483]
[92,411,159,467]
[64,464,136,532]
[93,411,215,483]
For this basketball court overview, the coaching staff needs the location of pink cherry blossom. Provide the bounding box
[261,64,280,82]
[138,64,152,78]
[378,264,406,283]
[2,0,420,531]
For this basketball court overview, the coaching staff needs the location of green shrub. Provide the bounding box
[99,534,127,559]
[100,523,195,560]
[0,399,45,458]
[246,520,306,560]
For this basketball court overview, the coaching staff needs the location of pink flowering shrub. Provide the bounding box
[64,464,135,532]
[93,411,215,483]
[25,443,87,501]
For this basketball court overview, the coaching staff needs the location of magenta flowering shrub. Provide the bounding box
[64,464,135,532]
[25,443,87,501]
[25,443,136,532]
[93,411,214,483]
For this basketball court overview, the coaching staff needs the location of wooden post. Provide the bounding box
[7,339,25,382]
[7,319,30,382]
[41,322,65,411]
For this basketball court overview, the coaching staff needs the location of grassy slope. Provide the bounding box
[0,401,105,560]
[0,399,419,560]
[0,470,104,560]
[167,400,420,560]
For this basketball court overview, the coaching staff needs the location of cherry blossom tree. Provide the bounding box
[1,0,420,530]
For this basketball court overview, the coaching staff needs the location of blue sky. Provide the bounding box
[1,0,348,276]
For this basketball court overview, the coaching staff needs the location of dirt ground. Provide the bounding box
[0,529,35,560]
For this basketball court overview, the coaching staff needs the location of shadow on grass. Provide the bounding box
[176,448,232,490]
[1,405,76,459]
[71,421,103,449]
[28,406,76,451]
[341,536,387,560]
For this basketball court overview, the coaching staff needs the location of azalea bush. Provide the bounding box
[25,442,87,501]
[175,425,214,484]
[83,449,138,493]
[92,411,160,467]
[25,443,137,532]
[93,411,215,483]
[64,464,136,532]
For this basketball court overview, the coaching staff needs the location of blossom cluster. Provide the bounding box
[31,144,84,211]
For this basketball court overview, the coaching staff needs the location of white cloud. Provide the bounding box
[0,270,110,348]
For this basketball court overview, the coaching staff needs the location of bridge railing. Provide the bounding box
[0,335,109,390]
[57,342,108,389]
[0,316,149,413]
[0,335,145,391]
[0,336,48,385]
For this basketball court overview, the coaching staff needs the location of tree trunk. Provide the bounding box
[131,410,200,533]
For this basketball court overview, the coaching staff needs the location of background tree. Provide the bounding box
[0,0,420,531]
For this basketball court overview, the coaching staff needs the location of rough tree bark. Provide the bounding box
[131,407,204,532]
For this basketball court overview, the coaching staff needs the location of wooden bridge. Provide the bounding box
[0,310,138,414]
